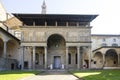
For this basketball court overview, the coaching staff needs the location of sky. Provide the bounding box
[1,0,120,34]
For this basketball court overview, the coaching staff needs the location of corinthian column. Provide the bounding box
[44,46,47,69]
[21,46,24,70]
[33,46,36,69]
[66,47,68,69]
[77,46,80,69]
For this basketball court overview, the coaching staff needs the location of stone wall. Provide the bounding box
[0,58,17,70]
[21,27,91,43]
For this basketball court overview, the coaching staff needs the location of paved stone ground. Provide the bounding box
[20,71,80,80]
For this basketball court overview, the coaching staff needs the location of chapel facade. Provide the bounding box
[0,1,119,70]
[12,12,97,70]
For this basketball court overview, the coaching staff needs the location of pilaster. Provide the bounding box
[88,46,91,69]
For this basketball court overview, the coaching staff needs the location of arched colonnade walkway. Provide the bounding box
[92,47,120,69]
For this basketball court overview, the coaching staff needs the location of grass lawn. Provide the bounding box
[70,70,120,80]
[0,70,38,80]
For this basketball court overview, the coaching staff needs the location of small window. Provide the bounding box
[114,61,116,64]
[24,61,28,69]
[94,61,96,64]
[75,53,77,64]
[113,38,116,42]
[102,38,106,42]
[43,54,45,64]
[68,53,71,64]
[112,44,118,46]
[101,43,107,46]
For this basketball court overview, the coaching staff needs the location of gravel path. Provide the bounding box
[20,71,80,80]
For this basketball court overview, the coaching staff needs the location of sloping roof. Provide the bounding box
[13,14,98,26]
[4,17,22,29]
[0,27,20,42]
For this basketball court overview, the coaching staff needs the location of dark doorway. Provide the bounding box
[24,61,28,69]
[11,63,15,70]
[53,56,61,69]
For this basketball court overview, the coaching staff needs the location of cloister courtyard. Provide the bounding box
[0,70,120,80]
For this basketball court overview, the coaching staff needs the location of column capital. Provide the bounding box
[21,46,25,47]
[44,46,47,48]
[77,46,80,49]
[103,53,105,57]
[3,41,7,43]
[87,46,91,49]
[66,46,69,48]
[32,46,36,49]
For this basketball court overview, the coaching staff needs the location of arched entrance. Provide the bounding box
[47,34,66,69]
[105,49,118,67]
[93,52,103,68]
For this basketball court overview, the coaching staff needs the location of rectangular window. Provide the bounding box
[101,43,107,47]
[113,39,116,42]
[43,54,45,65]
[68,53,71,64]
[94,61,96,64]
[24,61,28,69]
[112,44,118,46]
[102,38,106,42]
[75,53,77,64]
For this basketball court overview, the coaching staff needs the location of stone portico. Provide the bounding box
[1,0,120,70]
[21,32,92,70]
[13,14,97,70]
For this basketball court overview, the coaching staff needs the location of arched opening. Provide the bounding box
[93,52,103,68]
[6,40,19,70]
[105,49,118,67]
[0,38,4,58]
[47,34,66,69]
[47,34,65,48]
[7,40,19,59]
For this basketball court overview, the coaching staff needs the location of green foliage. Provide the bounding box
[70,70,120,80]
[0,70,38,80]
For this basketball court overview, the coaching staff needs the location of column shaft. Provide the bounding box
[103,54,105,68]
[77,47,80,69]
[21,46,24,70]
[44,47,47,69]
[3,41,7,58]
[66,47,68,69]
[33,46,36,69]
